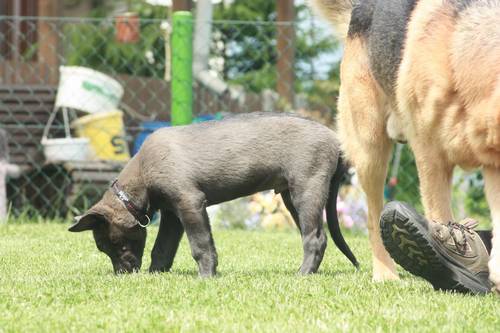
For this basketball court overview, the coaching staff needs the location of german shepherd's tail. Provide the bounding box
[326,155,359,268]
[309,0,354,39]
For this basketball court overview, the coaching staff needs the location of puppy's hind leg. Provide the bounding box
[289,180,328,275]
[482,167,500,293]
[281,190,301,233]
[149,209,184,273]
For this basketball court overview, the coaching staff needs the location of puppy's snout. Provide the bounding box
[113,253,141,274]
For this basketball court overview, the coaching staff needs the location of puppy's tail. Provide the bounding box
[309,0,354,39]
[326,155,359,268]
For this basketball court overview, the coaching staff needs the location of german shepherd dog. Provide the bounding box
[311,0,500,290]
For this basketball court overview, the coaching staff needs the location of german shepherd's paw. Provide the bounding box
[372,262,399,282]
[489,256,500,295]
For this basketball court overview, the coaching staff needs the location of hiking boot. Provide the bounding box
[380,201,491,295]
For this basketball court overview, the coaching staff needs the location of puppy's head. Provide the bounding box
[69,194,147,274]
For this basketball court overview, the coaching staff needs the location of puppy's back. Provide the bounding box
[143,112,339,157]
[137,112,341,187]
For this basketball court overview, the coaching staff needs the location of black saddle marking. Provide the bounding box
[348,0,418,96]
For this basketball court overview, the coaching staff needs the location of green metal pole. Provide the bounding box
[171,11,193,126]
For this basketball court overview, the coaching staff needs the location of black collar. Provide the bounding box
[110,179,151,228]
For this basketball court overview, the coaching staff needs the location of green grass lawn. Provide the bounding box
[0,223,499,332]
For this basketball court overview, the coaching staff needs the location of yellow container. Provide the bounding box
[72,110,130,161]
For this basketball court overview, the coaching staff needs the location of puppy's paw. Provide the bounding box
[199,271,217,278]
[149,265,171,273]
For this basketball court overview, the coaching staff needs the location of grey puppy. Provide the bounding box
[69,113,359,276]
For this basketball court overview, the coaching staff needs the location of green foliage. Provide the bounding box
[464,171,490,219]
[214,0,276,21]
[212,1,277,89]
[386,145,421,209]
[213,1,339,93]
[303,66,341,114]
[64,0,341,114]
[64,0,168,77]
[228,63,277,93]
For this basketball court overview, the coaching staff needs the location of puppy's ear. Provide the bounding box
[68,212,105,232]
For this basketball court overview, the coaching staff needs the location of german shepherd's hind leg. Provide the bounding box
[353,144,396,282]
[337,37,398,281]
[288,180,328,275]
[483,167,500,293]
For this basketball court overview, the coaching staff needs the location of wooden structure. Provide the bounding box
[276,0,295,107]
[0,1,61,85]
[0,86,124,217]
[173,0,192,11]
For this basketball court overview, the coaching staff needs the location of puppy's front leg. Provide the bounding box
[149,209,184,273]
[177,196,218,277]
[483,167,500,293]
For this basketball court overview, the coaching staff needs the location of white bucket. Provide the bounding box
[55,66,124,114]
[41,137,91,162]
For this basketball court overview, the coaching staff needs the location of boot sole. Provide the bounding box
[380,201,490,295]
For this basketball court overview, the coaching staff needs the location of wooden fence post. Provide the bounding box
[276,0,295,108]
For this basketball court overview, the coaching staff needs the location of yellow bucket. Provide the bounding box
[72,110,130,161]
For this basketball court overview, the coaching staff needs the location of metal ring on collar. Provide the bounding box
[137,215,151,228]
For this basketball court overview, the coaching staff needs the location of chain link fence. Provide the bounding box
[0,15,488,227]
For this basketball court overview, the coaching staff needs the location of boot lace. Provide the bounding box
[446,219,477,254]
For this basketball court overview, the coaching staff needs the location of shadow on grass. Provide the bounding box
[157,267,360,279]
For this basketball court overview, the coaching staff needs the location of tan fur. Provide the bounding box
[452,3,500,167]
[483,167,500,292]
[318,0,500,287]
[396,0,500,290]
[337,37,398,281]
[309,0,353,40]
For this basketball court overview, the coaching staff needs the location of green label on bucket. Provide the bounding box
[82,81,119,104]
